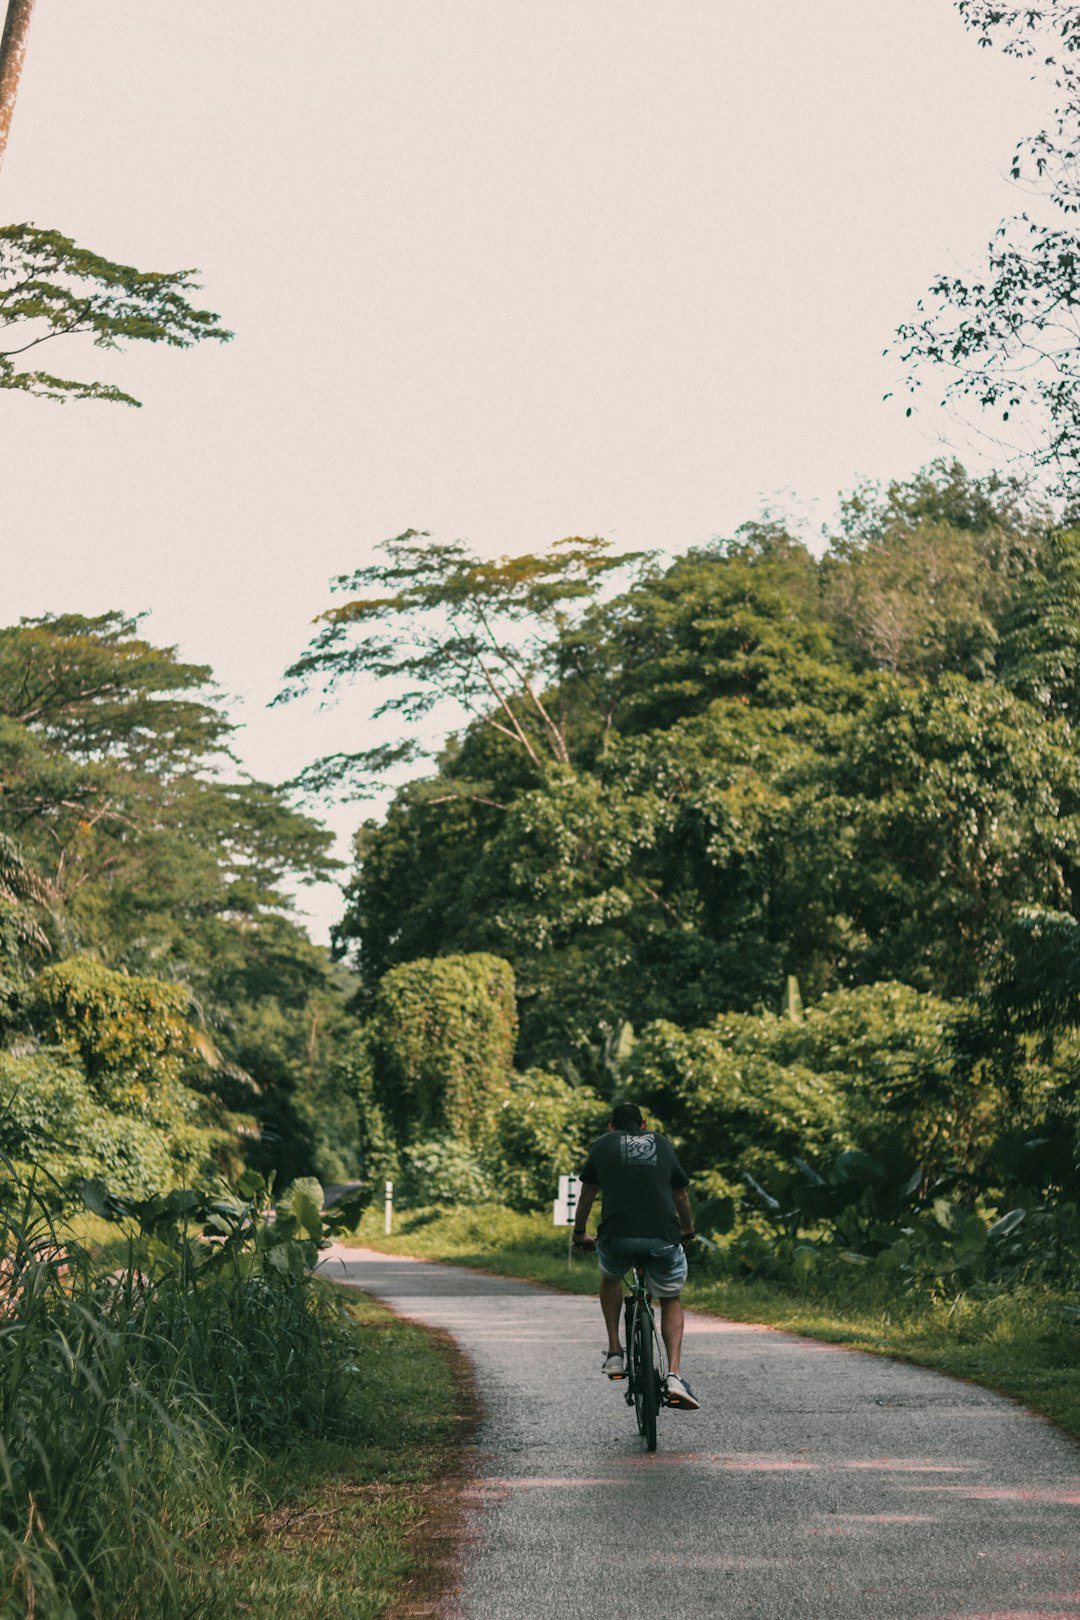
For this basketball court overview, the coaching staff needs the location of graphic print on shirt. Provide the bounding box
[621,1132,658,1167]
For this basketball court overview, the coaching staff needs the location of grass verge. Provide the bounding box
[202,1284,477,1619]
[342,1204,1080,1444]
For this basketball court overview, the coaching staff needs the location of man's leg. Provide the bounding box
[660,1295,685,1374]
[600,1272,624,1354]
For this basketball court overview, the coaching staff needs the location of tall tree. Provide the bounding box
[895,6,1080,497]
[0,0,34,167]
[820,462,1040,679]
[278,532,646,799]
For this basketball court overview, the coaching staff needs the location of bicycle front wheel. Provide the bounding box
[632,1299,658,1451]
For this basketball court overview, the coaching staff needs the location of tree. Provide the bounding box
[0,225,230,406]
[605,525,847,735]
[0,611,337,928]
[0,827,54,1020]
[821,462,1039,679]
[0,608,357,1189]
[0,611,231,766]
[809,674,1080,996]
[487,1068,605,1210]
[895,6,1080,497]
[0,0,34,167]
[998,526,1080,720]
[278,531,646,798]
[368,953,516,1149]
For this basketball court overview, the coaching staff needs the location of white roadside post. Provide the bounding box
[553,1173,581,1265]
[384,1179,393,1235]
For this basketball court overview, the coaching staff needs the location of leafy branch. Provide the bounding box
[894,4,1080,497]
[0,224,231,406]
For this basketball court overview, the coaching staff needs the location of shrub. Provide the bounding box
[0,1050,184,1198]
[628,1017,846,1178]
[31,957,205,1109]
[398,1137,488,1205]
[630,982,1004,1186]
[486,1069,606,1210]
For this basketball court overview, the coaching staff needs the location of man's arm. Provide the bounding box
[674,1186,695,1243]
[573,1182,599,1247]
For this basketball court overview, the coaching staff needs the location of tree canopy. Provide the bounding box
[318,465,1080,1079]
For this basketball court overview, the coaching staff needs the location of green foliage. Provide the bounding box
[999,528,1080,720]
[370,954,516,1149]
[608,526,843,732]
[0,609,354,1192]
[398,1137,488,1206]
[0,1168,368,1618]
[486,1068,606,1210]
[0,832,56,1024]
[760,982,1000,1176]
[629,981,1006,1191]
[0,1049,181,1196]
[894,11,1080,495]
[279,530,647,791]
[811,674,1080,995]
[0,223,230,407]
[628,1016,847,1181]
[728,1142,1080,1296]
[821,473,1031,678]
[334,468,1080,1077]
[0,610,231,766]
[32,957,204,1105]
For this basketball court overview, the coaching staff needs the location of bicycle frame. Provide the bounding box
[623,1263,667,1451]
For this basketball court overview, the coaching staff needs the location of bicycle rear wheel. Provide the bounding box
[631,1297,658,1451]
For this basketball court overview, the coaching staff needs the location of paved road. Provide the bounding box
[319,1246,1080,1620]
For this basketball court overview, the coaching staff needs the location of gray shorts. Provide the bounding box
[595,1235,688,1298]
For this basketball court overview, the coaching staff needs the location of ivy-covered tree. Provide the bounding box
[369,954,516,1150]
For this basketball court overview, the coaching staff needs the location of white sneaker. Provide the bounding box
[665,1372,700,1409]
[601,1349,626,1379]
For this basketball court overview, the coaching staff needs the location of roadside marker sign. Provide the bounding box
[553,1173,581,1226]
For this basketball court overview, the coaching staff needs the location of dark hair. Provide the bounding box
[609,1101,644,1130]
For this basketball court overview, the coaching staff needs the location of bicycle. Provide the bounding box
[622,1262,667,1451]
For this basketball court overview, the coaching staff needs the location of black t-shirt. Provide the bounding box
[579,1129,689,1244]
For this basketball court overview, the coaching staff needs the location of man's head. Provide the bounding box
[608,1101,645,1131]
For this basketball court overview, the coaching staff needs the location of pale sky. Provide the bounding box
[0,1,1049,939]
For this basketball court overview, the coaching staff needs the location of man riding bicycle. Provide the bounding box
[572,1101,701,1410]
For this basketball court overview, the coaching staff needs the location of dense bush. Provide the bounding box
[629,982,1009,1183]
[487,1069,606,1210]
[398,1136,488,1205]
[0,1049,180,1196]
[685,1129,1080,1298]
[17,957,241,1190]
[628,1016,847,1178]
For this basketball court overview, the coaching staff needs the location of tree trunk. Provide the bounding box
[0,0,36,167]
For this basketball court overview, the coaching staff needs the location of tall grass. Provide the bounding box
[0,1172,367,1619]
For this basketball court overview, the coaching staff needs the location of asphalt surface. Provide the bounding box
[319,1245,1080,1620]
